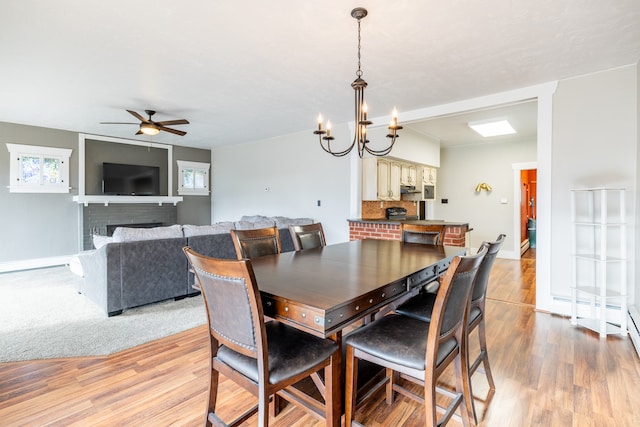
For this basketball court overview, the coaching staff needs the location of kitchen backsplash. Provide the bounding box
[361,200,419,219]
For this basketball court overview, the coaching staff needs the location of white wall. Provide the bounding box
[550,65,637,310]
[211,126,352,245]
[367,126,441,166]
[436,138,537,258]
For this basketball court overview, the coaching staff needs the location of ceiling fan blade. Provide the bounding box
[157,125,187,136]
[100,122,138,125]
[155,119,189,126]
[135,130,143,135]
[127,110,148,123]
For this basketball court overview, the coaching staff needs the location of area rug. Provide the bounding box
[0,266,206,363]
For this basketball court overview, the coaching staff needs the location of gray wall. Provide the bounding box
[0,122,79,264]
[173,145,212,226]
[85,138,169,195]
[0,122,211,266]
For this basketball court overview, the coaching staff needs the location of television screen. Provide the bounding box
[102,163,160,196]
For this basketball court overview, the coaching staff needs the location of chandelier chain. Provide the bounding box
[356,18,362,78]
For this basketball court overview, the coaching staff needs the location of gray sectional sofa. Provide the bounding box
[76,216,309,316]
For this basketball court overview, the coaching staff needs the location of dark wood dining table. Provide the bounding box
[248,238,466,426]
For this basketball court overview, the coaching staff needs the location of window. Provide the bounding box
[177,160,209,196]
[6,144,72,193]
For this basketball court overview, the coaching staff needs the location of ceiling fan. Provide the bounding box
[101,110,189,136]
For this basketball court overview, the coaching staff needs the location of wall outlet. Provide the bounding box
[317,200,321,207]
[441,199,448,204]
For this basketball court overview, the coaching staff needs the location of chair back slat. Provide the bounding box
[183,247,264,358]
[231,226,282,260]
[471,234,506,302]
[289,223,326,251]
[432,245,487,341]
[401,223,445,245]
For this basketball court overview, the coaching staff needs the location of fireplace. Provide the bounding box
[81,203,178,250]
[106,222,164,236]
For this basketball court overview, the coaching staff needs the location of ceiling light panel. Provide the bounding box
[468,119,516,137]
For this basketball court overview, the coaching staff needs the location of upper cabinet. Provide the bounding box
[422,166,437,184]
[401,163,417,186]
[362,158,401,201]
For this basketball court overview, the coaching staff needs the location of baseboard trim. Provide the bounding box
[629,306,640,358]
[0,255,73,273]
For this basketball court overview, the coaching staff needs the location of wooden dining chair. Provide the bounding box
[401,223,445,245]
[344,246,487,427]
[230,226,282,260]
[183,247,340,427]
[288,223,327,251]
[394,234,506,424]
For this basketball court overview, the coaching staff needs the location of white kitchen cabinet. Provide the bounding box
[422,166,436,184]
[570,188,627,338]
[378,160,401,200]
[401,163,417,186]
[362,158,401,201]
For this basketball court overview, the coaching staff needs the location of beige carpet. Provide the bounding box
[0,266,206,362]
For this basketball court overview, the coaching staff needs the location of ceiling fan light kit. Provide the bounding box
[314,7,402,158]
[101,109,189,137]
[139,122,160,136]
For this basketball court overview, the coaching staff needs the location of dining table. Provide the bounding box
[248,238,467,426]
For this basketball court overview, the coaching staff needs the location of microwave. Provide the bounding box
[423,184,436,200]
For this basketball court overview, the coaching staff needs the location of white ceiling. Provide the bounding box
[0,1,639,150]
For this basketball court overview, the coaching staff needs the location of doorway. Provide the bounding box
[520,169,537,256]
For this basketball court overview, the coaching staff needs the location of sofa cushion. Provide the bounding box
[234,219,276,230]
[183,222,234,237]
[271,216,314,228]
[112,224,183,242]
[240,215,272,223]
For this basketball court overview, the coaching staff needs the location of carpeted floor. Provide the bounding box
[0,265,206,363]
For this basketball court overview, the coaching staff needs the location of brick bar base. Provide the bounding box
[349,221,467,247]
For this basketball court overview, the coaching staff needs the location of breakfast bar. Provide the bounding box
[348,218,470,247]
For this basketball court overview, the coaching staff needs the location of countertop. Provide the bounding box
[348,218,470,227]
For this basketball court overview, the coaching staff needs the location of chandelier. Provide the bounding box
[314,7,402,158]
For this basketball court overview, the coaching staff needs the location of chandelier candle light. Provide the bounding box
[314,7,402,158]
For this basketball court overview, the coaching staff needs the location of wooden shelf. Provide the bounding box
[73,195,183,206]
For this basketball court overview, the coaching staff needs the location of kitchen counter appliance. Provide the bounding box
[386,207,407,220]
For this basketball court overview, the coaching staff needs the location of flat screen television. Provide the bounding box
[102,162,160,196]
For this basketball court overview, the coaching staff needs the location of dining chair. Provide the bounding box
[288,223,327,251]
[344,246,487,427]
[183,247,340,427]
[230,226,282,260]
[394,234,506,424]
[401,223,445,245]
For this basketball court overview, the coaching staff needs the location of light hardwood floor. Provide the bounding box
[1,252,639,426]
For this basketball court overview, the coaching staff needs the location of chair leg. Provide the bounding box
[206,369,219,427]
[424,370,439,427]
[477,319,496,391]
[258,385,270,427]
[344,346,359,427]
[454,354,472,427]
[385,368,397,404]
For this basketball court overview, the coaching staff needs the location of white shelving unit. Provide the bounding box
[570,188,627,338]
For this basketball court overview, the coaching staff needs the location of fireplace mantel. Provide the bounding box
[73,195,183,207]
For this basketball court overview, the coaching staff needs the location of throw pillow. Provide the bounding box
[112,224,183,242]
[92,234,113,249]
[182,222,234,237]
